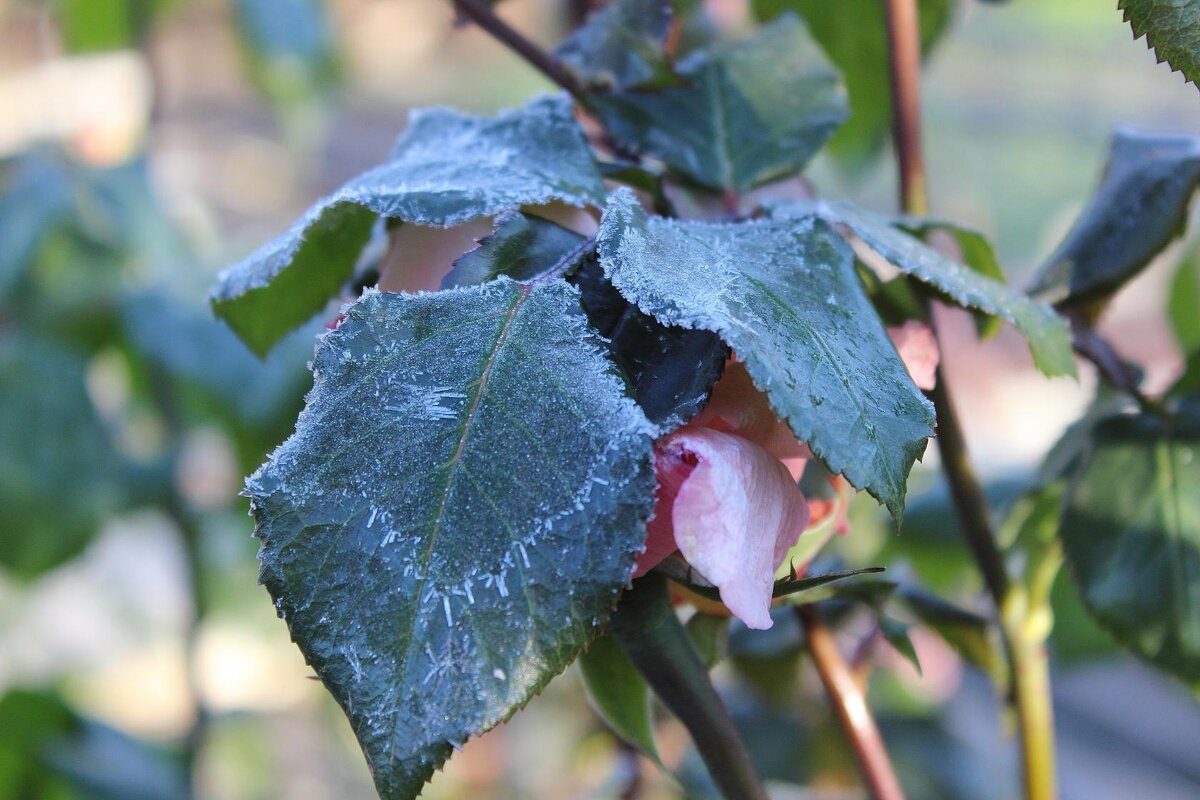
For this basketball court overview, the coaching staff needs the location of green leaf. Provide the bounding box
[554,0,683,91]
[589,14,848,192]
[1170,245,1200,357]
[1120,0,1200,89]
[895,587,998,675]
[684,612,730,668]
[794,201,1076,378]
[1030,129,1200,307]
[210,95,606,355]
[0,152,75,299]
[235,0,339,108]
[879,616,922,674]
[0,335,129,578]
[1169,246,1200,397]
[249,279,655,798]
[441,211,588,289]
[599,189,934,519]
[119,292,313,469]
[52,0,169,53]
[1059,404,1200,686]
[579,635,662,764]
[752,0,954,172]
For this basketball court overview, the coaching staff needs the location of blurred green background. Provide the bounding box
[1,0,1199,798]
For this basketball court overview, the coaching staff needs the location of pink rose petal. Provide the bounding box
[693,361,811,463]
[650,427,810,630]
[887,321,940,391]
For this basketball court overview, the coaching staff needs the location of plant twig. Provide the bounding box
[797,606,906,800]
[610,574,768,800]
[883,0,928,216]
[1071,323,1165,415]
[926,373,1009,603]
[884,3,1057,799]
[450,0,588,103]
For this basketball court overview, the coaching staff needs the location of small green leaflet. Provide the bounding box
[554,0,683,91]
[589,14,848,192]
[784,200,1076,378]
[579,634,663,764]
[752,0,954,172]
[1120,0,1200,89]
[249,279,655,799]
[1029,129,1200,308]
[598,189,935,520]
[442,211,590,289]
[1060,405,1200,687]
[210,95,606,355]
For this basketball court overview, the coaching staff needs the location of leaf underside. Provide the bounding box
[211,95,606,355]
[1030,129,1200,308]
[250,279,655,798]
[598,189,935,520]
[1060,406,1200,686]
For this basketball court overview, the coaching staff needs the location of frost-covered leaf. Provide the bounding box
[0,336,128,578]
[555,0,683,91]
[793,201,1076,378]
[1060,404,1200,686]
[895,216,1005,337]
[250,279,655,798]
[574,258,728,429]
[589,14,847,192]
[441,212,589,289]
[599,189,935,519]
[752,0,954,172]
[210,95,606,355]
[1030,129,1200,307]
[1120,0,1200,89]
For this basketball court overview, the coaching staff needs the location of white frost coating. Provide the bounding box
[597,187,935,518]
[212,95,605,302]
[774,199,1074,378]
[247,276,657,796]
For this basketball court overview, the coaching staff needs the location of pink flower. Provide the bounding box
[631,325,938,630]
[634,362,812,630]
[636,426,809,630]
[888,321,939,392]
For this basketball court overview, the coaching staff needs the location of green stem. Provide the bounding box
[609,574,768,800]
[883,3,1058,799]
[797,606,906,800]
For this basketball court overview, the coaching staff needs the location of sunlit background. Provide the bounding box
[2,0,1199,797]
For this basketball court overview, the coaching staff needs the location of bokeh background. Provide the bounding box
[1,0,1199,798]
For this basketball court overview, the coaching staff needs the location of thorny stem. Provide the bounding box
[450,0,588,103]
[797,606,906,800]
[884,2,1057,799]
